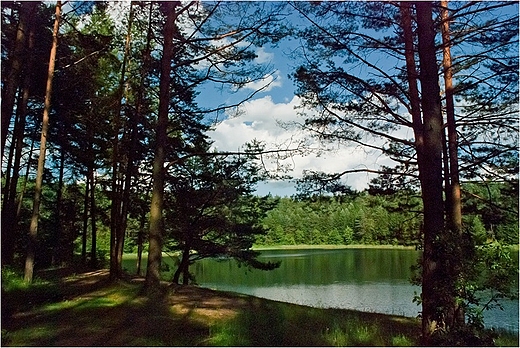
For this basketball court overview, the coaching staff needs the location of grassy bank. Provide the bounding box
[2,268,518,347]
[252,244,417,250]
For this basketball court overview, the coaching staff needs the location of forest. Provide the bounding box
[1,1,518,345]
[259,183,518,247]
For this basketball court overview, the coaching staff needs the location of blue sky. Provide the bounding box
[194,6,393,197]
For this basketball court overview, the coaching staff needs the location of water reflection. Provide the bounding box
[191,248,518,332]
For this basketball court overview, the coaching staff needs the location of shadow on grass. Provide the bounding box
[3,269,517,346]
[3,278,211,346]
[2,266,112,329]
[205,298,421,346]
[2,269,422,347]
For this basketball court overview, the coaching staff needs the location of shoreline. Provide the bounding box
[252,244,418,250]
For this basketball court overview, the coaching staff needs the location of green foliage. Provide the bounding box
[461,242,518,328]
[259,192,423,246]
[260,182,517,249]
[411,214,518,344]
[163,152,280,282]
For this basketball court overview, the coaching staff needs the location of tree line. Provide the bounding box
[258,182,517,248]
[1,1,518,344]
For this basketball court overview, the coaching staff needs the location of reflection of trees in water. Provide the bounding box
[194,249,419,286]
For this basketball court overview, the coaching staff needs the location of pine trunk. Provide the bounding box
[54,148,65,265]
[110,2,134,280]
[145,1,178,294]
[441,0,464,328]
[415,1,450,342]
[172,246,190,285]
[89,168,97,268]
[136,213,146,276]
[1,2,37,266]
[81,173,90,263]
[1,3,28,157]
[24,1,61,283]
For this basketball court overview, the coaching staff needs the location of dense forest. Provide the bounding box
[259,183,518,247]
[1,1,518,344]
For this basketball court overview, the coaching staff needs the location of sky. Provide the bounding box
[93,0,516,198]
[195,8,393,197]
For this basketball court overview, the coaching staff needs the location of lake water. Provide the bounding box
[124,247,519,332]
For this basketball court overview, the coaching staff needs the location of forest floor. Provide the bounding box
[1,267,518,346]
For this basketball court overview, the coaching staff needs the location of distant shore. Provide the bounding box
[253,244,417,250]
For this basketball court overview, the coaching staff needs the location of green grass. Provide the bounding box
[206,302,423,346]
[2,267,518,347]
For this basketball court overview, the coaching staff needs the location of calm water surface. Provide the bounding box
[189,248,519,332]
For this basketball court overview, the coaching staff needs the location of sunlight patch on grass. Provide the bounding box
[39,285,137,313]
[322,318,384,346]
[207,319,251,346]
[6,325,56,346]
[392,334,415,346]
[1,267,53,291]
[40,299,78,312]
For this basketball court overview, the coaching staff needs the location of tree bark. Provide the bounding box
[81,173,90,263]
[119,0,154,279]
[110,2,134,280]
[136,213,146,276]
[1,2,31,158]
[1,2,37,266]
[16,134,35,219]
[89,168,97,268]
[135,3,154,278]
[145,1,179,294]
[54,147,65,265]
[172,245,190,285]
[24,1,61,283]
[441,0,464,328]
[415,1,449,342]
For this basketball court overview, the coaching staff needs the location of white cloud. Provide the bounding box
[207,95,391,194]
[254,47,275,64]
[241,71,283,92]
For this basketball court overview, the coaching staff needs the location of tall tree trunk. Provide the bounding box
[1,2,37,266]
[415,1,450,342]
[54,148,65,265]
[1,3,29,158]
[81,173,90,264]
[136,211,146,276]
[441,0,464,328]
[145,1,179,294]
[135,2,154,279]
[1,88,23,265]
[110,2,134,280]
[172,245,190,285]
[133,2,153,275]
[89,168,97,268]
[118,0,154,279]
[16,135,35,219]
[24,1,61,283]
[182,256,190,285]
[400,1,425,186]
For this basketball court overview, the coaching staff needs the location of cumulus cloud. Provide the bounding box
[207,95,391,194]
[254,46,275,64]
[241,71,283,92]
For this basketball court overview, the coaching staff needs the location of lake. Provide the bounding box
[123,247,519,332]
